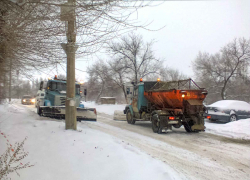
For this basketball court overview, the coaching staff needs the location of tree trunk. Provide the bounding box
[96,81,105,103]
[221,80,228,100]
[122,84,128,104]
[9,58,12,102]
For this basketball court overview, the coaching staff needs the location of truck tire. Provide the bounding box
[152,114,162,134]
[126,109,136,124]
[131,118,136,124]
[184,124,192,132]
[126,109,132,124]
[183,121,198,133]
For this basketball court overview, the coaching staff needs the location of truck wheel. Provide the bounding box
[184,124,192,132]
[131,119,136,124]
[126,109,132,124]
[152,114,162,134]
[184,121,199,133]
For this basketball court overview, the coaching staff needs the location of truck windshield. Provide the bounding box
[23,95,32,98]
[57,83,67,91]
[49,81,80,94]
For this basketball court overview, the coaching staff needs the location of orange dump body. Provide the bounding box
[144,89,207,109]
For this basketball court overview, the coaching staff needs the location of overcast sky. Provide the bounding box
[72,0,250,81]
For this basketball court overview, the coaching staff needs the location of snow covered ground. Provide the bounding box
[83,101,250,140]
[1,100,250,180]
[0,100,179,180]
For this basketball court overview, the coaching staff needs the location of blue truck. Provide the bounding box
[36,77,97,121]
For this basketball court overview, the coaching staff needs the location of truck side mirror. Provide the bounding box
[84,89,87,96]
[126,88,130,95]
[40,81,44,90]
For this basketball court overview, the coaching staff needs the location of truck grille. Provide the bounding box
[60,97,66,105]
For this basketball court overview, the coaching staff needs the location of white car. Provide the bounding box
[35,90,45,107]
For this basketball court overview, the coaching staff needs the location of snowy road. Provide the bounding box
[81,112,250,180]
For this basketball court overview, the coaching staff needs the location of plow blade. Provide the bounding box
[113,110,126,121]
[191,124,205,131]
[40,106,97,121]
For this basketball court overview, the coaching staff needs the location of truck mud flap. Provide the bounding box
[191,124,205,131]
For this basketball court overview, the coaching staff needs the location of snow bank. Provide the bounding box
[82,101,126,115]
[205,119,250,140]
[0,102,178,180]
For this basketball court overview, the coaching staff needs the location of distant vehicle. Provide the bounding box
[35,90,45,107]
[205,100,250,122]
[21,95,35,105]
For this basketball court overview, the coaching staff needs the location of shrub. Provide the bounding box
[0,132,34,180]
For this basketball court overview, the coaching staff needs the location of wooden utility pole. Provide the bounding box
[9,58,12,102]
[61,0,77,130]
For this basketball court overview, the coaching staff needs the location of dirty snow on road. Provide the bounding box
[82,101,250,180]
[0,100,180,180]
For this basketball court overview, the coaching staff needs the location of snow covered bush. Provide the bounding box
[0,132,34,180]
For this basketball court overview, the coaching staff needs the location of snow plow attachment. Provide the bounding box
[113,110,126,121]
[37,106,97,121]
[191,124,205,131]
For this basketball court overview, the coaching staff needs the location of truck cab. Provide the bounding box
[39,79,82,107]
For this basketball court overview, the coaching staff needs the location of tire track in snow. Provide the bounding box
[80,113,250,180]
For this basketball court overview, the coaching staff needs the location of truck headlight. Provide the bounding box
[23,99,26,102]
[31,99,35,103]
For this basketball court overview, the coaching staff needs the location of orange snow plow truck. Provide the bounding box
[123,79,208,133]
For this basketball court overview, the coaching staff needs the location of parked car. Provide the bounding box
[21,95,35,105]
[35,90,45,107]
[205,100,250,122]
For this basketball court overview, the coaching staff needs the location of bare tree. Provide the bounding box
[0,0,153,103]
[107,33,162,85]
[87,60,111,102]
[193,38,250,102]
[157,66,187,81]
[107,58,131,103]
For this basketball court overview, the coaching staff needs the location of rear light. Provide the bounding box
[169,116,175,120]
[94,108,97,115]
[207,116,211,119]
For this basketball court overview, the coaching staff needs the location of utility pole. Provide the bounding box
[9,58,12,102]
[61,0,77,130]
